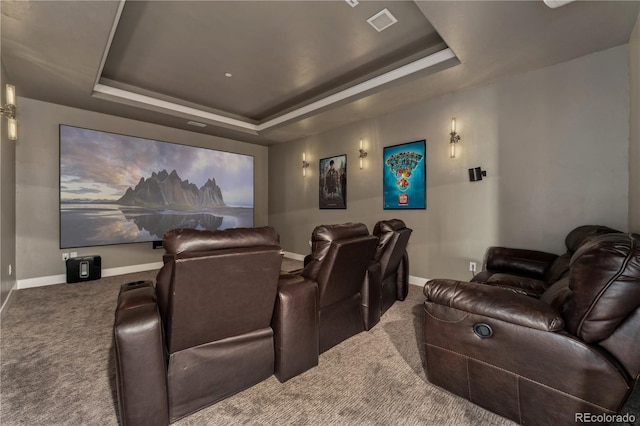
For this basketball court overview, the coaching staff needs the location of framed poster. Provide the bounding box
[383,139,426,209]
[319,154,347,209]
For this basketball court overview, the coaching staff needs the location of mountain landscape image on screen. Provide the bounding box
[60,168,253,248]
[117,169,226,208]
[59,125,254,249]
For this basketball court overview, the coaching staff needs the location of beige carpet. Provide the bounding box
[0,262,635,425]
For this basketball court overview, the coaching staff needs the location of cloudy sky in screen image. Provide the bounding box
[60,126,254,207]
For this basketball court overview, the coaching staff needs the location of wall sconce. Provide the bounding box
[302,153,310,176]
[1,85,17,141]
[449,117,460,158]
[358,139,368,170]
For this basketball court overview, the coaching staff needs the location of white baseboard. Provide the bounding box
[16,261,163,290]
[283,251,306,261]
[409,275,428,287]
[14,255,426,291]
[101,262,163,279]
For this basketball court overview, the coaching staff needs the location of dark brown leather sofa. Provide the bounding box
[291,222,378,353]
[471,225,620,297]
[423,232,640,425]
[113,226,318,425]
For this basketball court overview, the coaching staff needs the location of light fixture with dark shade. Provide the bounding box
[449,117,460,158]
[1,84,17,141]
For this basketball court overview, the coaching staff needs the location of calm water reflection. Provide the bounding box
[60,204,253,248]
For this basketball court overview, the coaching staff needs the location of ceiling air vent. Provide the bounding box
[367,8,397,32]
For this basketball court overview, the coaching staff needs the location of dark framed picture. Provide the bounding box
[319,154,347,209]
[383,139,426,209]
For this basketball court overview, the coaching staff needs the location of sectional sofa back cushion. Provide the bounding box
[563,233,640,344]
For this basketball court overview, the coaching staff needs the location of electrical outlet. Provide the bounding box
[469,262,477,272]
[62,252,70,262]
[70,251,78,258]
[8,264,12,276]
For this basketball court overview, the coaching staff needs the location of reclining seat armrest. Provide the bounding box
[424,279,564,331]
[273,273,319,382]
[423,279,632,420]
[476,247,559,281]
[362,260,382,331]
[114,281,169,426]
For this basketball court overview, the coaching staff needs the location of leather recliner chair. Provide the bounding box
[423,232,640,425]
[113,226,318,425]
[471,224,620,297]
[294,222,378,353]
[373,219,412,312]
[362,219,412,330]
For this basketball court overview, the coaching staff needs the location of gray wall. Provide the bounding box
[630,13,640,233]
[15,98,268,281]
[269,45,630,281]
[1,61,17,306]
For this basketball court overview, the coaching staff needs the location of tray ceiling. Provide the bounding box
[2,1,639,145]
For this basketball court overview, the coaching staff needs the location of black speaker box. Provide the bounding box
[66,256,101,284]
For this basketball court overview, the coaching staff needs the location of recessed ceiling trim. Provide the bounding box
[256,48,456,131]
[187,121,207,127]
[92,0,127,89]
[93,83,259,131]
[93,48,456,133]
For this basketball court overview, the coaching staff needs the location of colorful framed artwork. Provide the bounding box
[319,154,347,209]
[383,139,426,210]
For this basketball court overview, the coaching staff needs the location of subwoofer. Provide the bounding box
[66,255,101,283]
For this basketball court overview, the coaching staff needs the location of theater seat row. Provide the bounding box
[113,220,412,425]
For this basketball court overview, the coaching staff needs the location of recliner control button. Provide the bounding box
[473,323,493,338]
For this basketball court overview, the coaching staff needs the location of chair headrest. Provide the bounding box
[564,233,640,343]
[311,222,369,243]
[163,226,280,255]
[564,225,620,254]
[373,219,407,235]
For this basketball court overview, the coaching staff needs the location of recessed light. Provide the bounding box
[224,72,233,78]
[543,0,576,8]
[345,0,359,7]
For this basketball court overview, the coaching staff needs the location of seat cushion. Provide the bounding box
[476,272,548,297]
